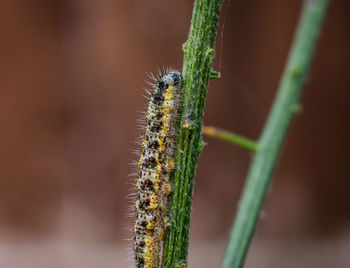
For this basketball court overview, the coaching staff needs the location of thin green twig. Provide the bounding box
[162,0,222,267]
[222,1,329,267]
[202,126,257,152]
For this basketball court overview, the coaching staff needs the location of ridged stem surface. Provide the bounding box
[162,0,222,267]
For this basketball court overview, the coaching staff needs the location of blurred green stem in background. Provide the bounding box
[221,0,329,268]
[162,0,222,267]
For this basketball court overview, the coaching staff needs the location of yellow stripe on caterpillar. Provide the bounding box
[133,71,182,268]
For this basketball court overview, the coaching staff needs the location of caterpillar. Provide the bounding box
[134,71,183,268]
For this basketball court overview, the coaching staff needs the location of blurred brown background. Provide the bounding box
[0,0,349,267]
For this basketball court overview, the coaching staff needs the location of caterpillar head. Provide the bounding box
[158,72,182,89]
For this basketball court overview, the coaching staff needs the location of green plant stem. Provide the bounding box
[202,126,258,152]
[222,1,329,268]
[162,0,222,267]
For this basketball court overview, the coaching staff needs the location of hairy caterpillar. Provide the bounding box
[134,71,183,268]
